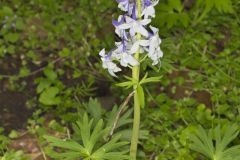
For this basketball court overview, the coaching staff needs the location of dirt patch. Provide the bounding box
[8,131,51,160]
[0,92,33,134]
[165,70,212,107]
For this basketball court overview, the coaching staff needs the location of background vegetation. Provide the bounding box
[0,0,240,159]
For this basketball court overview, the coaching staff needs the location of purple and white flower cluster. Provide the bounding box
[99,0,163,77]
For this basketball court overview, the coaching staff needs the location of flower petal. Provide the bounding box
[99,49,105,57]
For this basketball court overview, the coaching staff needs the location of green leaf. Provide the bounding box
[140,76,162,85]
[92,134,129,158]
[106,105,133,140]
[169,0,183,12]
[155,0,189,28]
[137,85,145,108]
[103,152,130,160]
[189,124,240,160]
[218,124,239,152]
[123,75,133,81]
[88,119,107,153]
[36,79,52,93]
[8,130,18,139]
[59,48,70,57]
[43,68,58,81]
[178,13,190,27]
[47,151,83,160]
[15,19,25,30]
[7,45,15,54]
[39,87,61,105]
[19,67,30,77]
[223,145,240,159]
[46,113,129,160]
[115,81,136,89]
[117,109,133,129]
[197,0,234,13]
[45,135,86,152]
[85,98,103,123]
[1,6,14,16]
[4,33,20,43]
[78,113,92,149]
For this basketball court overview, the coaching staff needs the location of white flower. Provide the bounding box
[130,39,149,54]
[99,49,121,77]
[145,26,163,65]
[119,52,139,67]
[149,47,163,65]
[113,41,139,67]
[142,0,159,18]
[118,16,151,37]
[117,0,134,15]
[113,15,128,39]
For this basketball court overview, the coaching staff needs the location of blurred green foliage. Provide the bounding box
[0,0,240,159]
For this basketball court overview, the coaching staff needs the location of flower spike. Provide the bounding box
[99,0,163,76]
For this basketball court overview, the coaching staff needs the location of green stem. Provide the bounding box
[130,52,140,160]
[130,0,142,159]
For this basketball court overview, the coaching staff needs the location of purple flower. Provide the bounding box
[142,0,159,18]
[113,40,139,67]
[145,26,163,65]
[113,15,128,40]
[144,0,152,7]
[131,3,137,20]
[118,16,151,37]
[99,49,121,77]
[130,39,149,54]
[99,0,163,77]
[116,0,133,15]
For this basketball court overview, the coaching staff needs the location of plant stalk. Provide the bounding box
[130,0,142,159]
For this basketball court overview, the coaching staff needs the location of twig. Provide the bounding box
[39,146,47,160]
[0,57,64,79]
[108,91,135,139]
[150,152,156,160]
[74,92,82,104]
[34,134,47,160]
[66,127,71,139]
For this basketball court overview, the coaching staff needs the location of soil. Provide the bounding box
[0,55,38,134]
[165,70,212,108]
[0,92,32,133]
[8,132,47,160]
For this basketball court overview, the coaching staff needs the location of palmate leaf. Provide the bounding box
[115,81,136,89]
[189,126,214,158]
[46,150,84,160]
[139,73,162,85]
[84,98,104,123]
[155,0,190,28]
[197,0,234,13]
[91,135,129,159]
[223,145,240,159]
[189,124,240,160]
[216,124,239,153]
[117,108,133,128]
[45,113,129,160]
[44,136,87,153]
[102,151,129,160]
[106,105,133,132]
[44,136,89,159]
